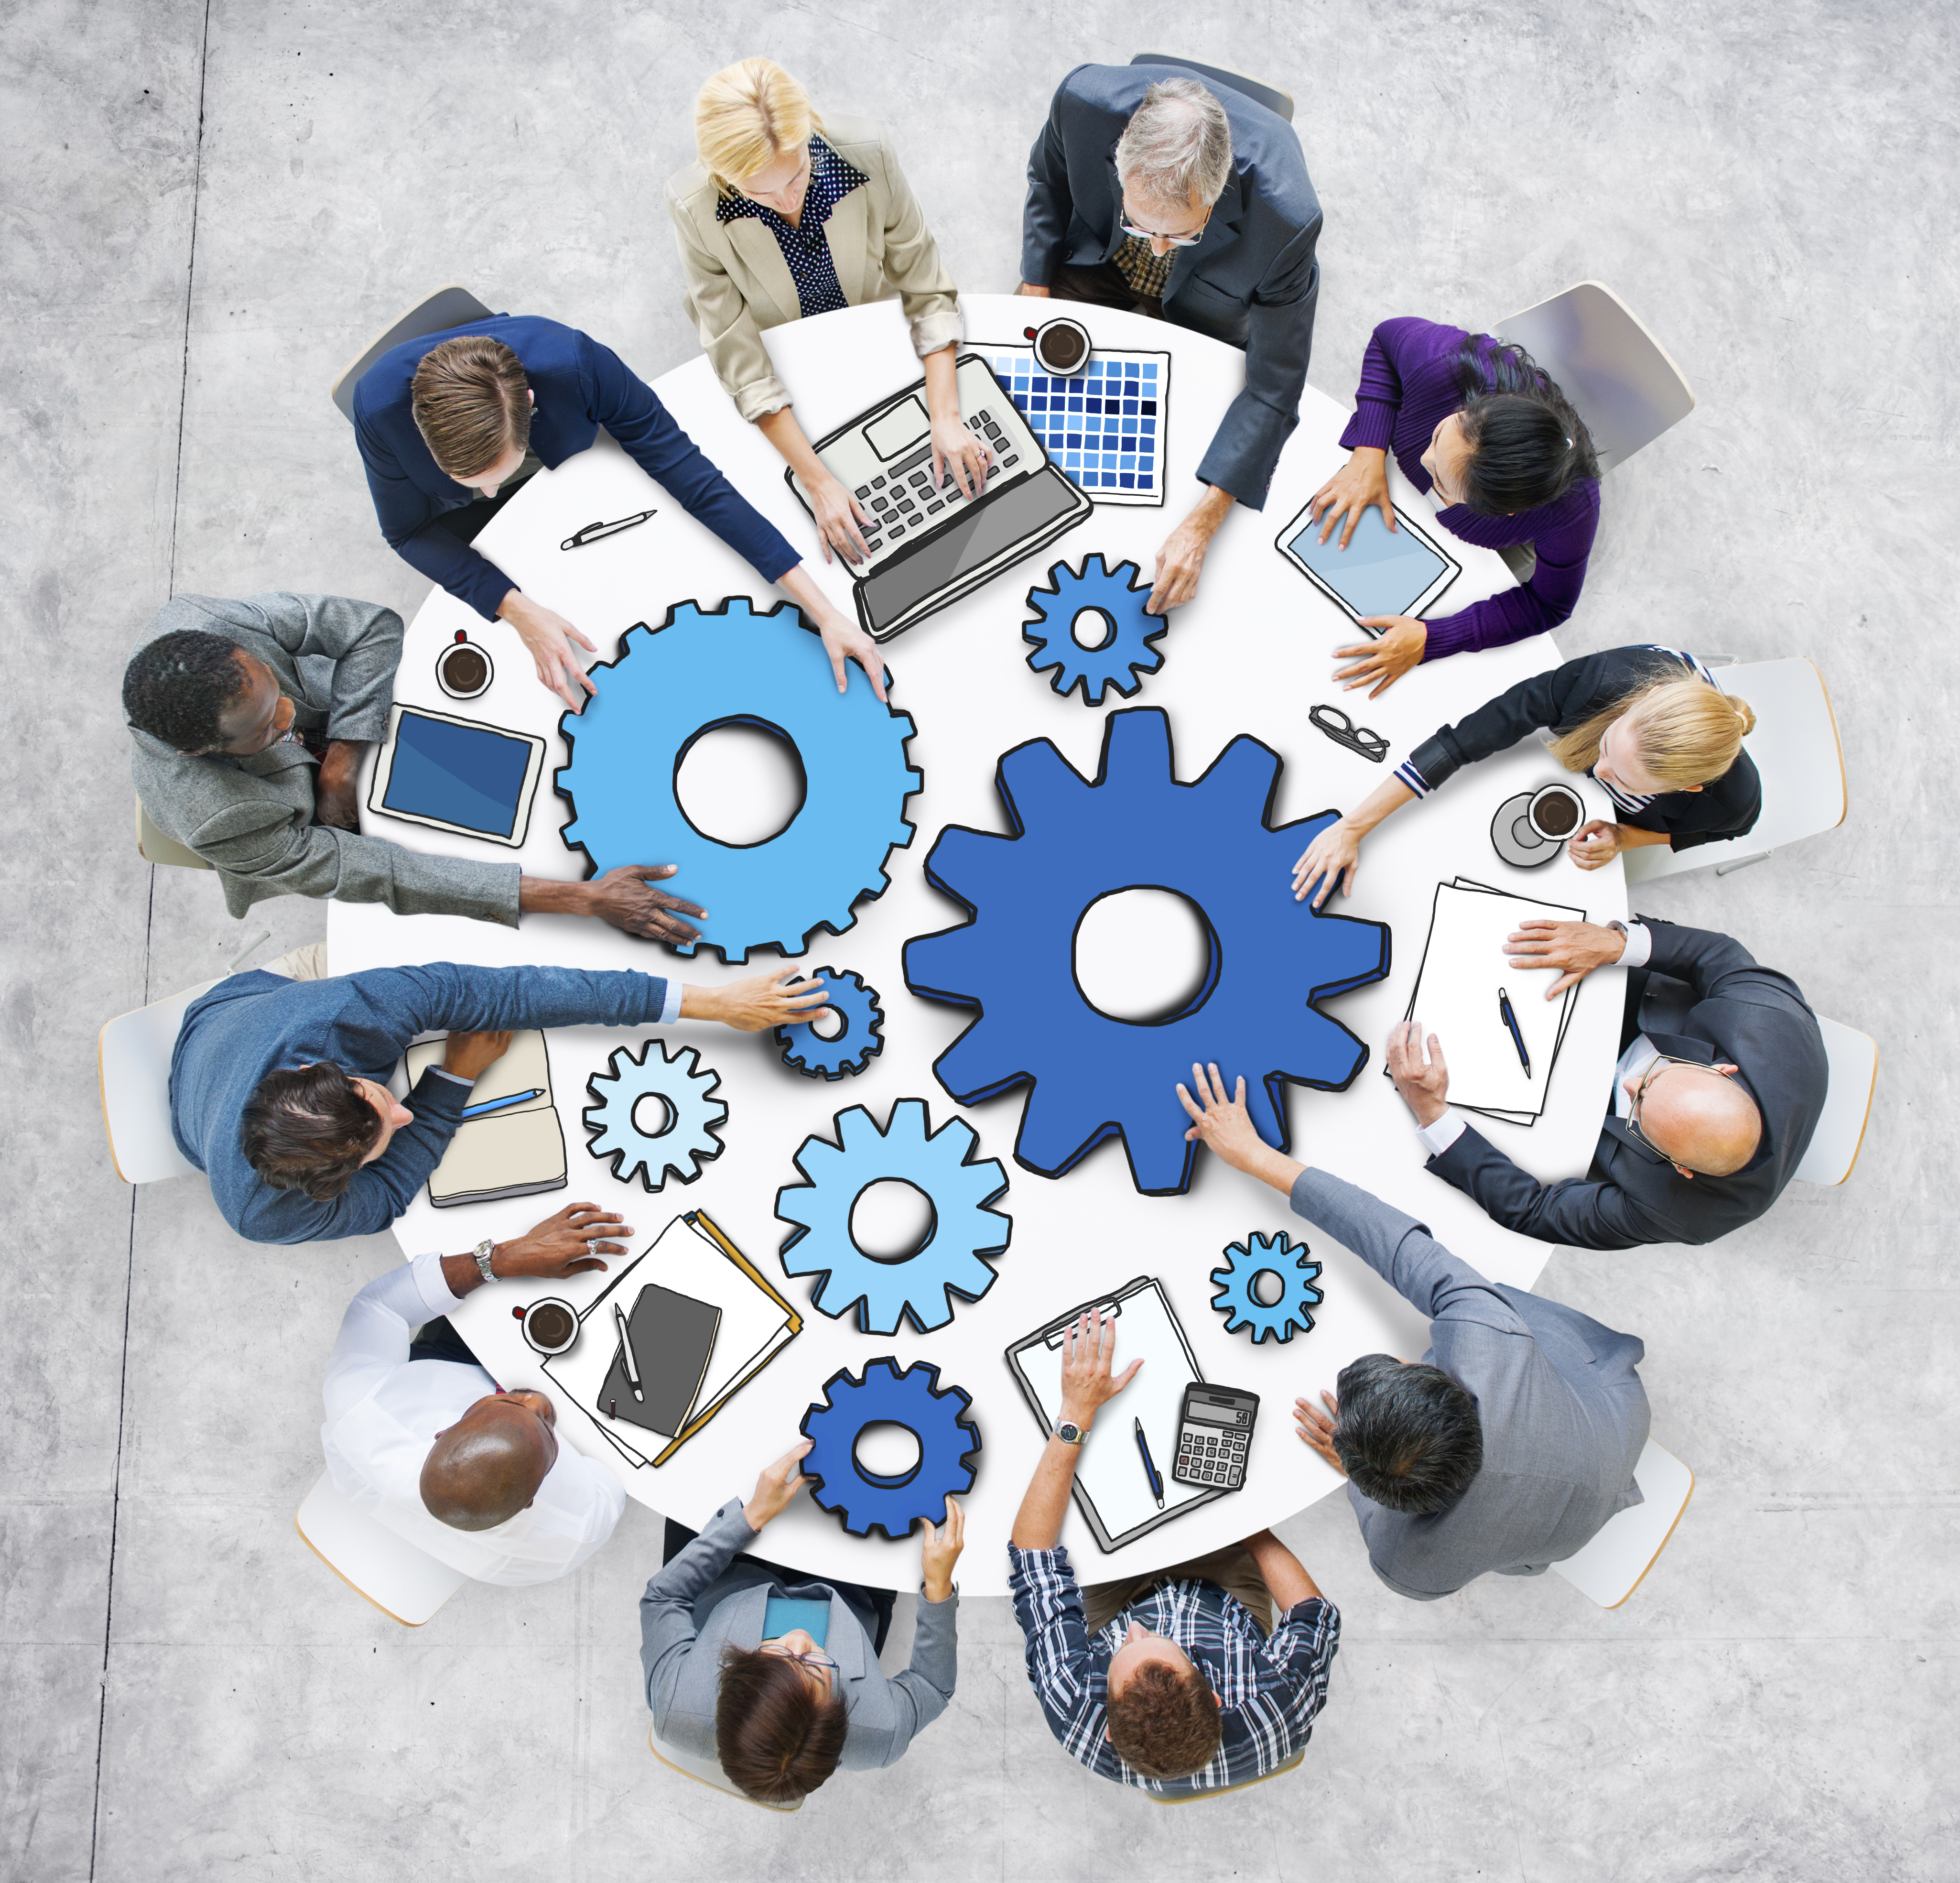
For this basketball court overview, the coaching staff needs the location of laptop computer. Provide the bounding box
[787,352,1092,641]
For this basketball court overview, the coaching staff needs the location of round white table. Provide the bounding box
[330,294,1626,1595]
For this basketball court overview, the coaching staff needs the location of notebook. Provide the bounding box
[595,1284,721,1439]
[1005,1276,1223,1552]
[403,1029,566,1207]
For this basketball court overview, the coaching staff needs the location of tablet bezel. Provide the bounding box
[366,702,546,849]
[1272,497,1463,636]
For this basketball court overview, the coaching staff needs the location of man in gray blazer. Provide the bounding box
[1018,67,1321,614]
[124,591,704,940]
[1178,1065,1650,1600]
[641,1440,963,1804]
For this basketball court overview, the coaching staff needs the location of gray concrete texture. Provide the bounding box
[1,0,1953,1876]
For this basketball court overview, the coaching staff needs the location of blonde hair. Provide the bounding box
[695,59,824,196]
[1548,671,1757,788]
[411,336,531,479]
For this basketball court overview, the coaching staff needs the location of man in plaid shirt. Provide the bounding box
[1006,1304,1341,1792]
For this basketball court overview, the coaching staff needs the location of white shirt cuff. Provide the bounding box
[1417,1111,1468,1159]
[1616,920,1652,969]
[427,1065,474,1088]
[659,978,683,1026]
[409,1248,470,1319]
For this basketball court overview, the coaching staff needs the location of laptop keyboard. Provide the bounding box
[856,410,1021,554]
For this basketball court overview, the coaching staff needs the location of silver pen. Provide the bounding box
[614,1303,644,1403]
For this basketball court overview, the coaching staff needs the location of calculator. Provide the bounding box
[1172,1383,1260,1492]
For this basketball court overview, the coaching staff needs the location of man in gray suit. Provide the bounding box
[1178,1064,1650,1600]
[124,592,704,941]
[640,1439,963,1804]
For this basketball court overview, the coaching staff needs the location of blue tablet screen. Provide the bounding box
[761,1596,831,1648]
[381,711,533,838]
[1284,505,1452,619]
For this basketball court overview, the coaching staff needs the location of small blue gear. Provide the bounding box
[773,966,885,1080]
[582,1038,727,1190]
[903,707,1392,1196]
[554,597,921,961]
[1023,554,1168,704]
[799,1356,980,1539]
[776,1098,1010,1335]
[1211,1232,1323,1344]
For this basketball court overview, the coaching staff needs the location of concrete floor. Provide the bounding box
[3,1,1955,1877]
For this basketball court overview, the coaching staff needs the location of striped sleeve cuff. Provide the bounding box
[1394,759,1431,798]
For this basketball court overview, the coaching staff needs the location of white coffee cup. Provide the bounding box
[1527,783,1585,843]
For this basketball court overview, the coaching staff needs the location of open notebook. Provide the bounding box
[543,1211,801,1470]
[403,1029,567,1207]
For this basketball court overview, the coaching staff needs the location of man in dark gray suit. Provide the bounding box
[1017,66,1321,615]
[1177,1066,1650,1601]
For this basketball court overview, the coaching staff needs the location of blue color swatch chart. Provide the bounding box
[978,344,1172,507]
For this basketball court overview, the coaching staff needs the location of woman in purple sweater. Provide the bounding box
[1310,316,1601,696]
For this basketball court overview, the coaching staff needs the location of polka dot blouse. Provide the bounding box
[716,137,870,320]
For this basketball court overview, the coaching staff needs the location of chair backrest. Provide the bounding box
[1550,1438,1694,1608]
[1130,53,1294,124]
[1623,656,1847,883]
[1145,1744,1305,1803]
[1493,281,1695,473]
[649,1721,803,1810]
[137,801,213,871]
[1793,1017,1878,1186]
[330,285,496,423]
[295,1473,466,1626]
[98,976,226,1183]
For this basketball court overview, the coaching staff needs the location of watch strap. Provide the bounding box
[473,1238,498,1284]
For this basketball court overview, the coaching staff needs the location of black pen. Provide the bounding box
[1498,987,1531,1078]
[562,508,657,551]
[1134,1418,1164,1509]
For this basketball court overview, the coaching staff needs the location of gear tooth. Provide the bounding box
[1194,732,1281,814]
[998,739,1091,812]
[1099,706,1174,783]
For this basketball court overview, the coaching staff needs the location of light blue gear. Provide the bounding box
[1022,554,1168,704]
[582,1038,727,1191]
[554,597,920,961]
[1211,1232,1324,1345]
[799,1357,981,1540]
[773,966,885,1080]
[903,707,1392,1196]
[775,1098,1010,1335]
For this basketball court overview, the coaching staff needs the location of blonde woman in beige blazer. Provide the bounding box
[666,59,990,564]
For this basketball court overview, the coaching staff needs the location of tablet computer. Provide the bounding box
[367,703,545,847]
[1274,498,1462,633]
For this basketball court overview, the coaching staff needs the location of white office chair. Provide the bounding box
[136,801,212,871]
[649,1722,803,1811]
[1793,1018,1878,1186]
[1494,281,1696,472]
[295,1474,466,1626]
[1551,1439,1694,1608]
[330,284,495,422]
[1622,656,1846,882]
[98,976,227,1182]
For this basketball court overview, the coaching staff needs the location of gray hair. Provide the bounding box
[1114,78,1234,209]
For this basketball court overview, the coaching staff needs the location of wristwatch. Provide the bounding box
[1053,1419,1088,1446]
[473,1238,498,1284]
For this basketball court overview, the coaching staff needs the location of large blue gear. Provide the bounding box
[582,1038,726,1190]
[773,966,885,1080]
[1023,554,1167,705]
[902,707,1391,1197]
[554,597,921,961]
[1211,1232,1324,1344]
[776,1098,1010,1335]
[799,1357,980,1540]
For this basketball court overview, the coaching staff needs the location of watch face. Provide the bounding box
[1057,1421,1083,1444]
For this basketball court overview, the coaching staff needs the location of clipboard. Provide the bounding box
[1004,1276,1224,1553]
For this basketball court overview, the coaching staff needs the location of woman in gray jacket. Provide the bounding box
[639,1439,964,1804]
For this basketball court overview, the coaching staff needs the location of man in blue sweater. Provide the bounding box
[172,960,824,1245]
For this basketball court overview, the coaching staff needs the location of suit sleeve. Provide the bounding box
[236,593,404,742]
[1195,222,1319,508]
[1019,84,1076,286]
[1426,1123,1672,1251]
[639,1498,758,1722]
[875,1593,959,1763]
[666,184,792,422]
[873,136,962,360]
[1400,654,1594,794]
[354,407,516,621]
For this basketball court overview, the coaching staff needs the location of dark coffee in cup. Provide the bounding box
[437,636,492,699]
[1527,784,1583,839]
[1032,316,1091,376]
[519,1298,577,1355]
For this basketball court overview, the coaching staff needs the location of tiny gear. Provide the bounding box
[799,1356,981,1539]
[1022,554,1168,704]
[582,1038,727,1191]
[776,1098,1010,1335]
[774,966,885,1080]
[1211,1232,1323,1345]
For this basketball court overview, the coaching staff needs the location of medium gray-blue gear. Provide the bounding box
[775,1098,1010,1335]
[582,1038,727,1191]
[1022,554,1168,704]
[799,1357,981,1540]
[554,597,920,961]
[1211,1232,1323,1344]
[773,966,885,1080]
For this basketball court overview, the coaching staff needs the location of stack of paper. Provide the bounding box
[1399,879,1587,1125]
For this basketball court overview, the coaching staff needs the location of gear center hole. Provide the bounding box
[809,1005,847,1042]
[630,1092,676,1139]
[849,1178,938,1265]
[853,1420,923,1486]
[1250,1269,1286,1308]
[673,717,808,849]
[1072,887,1222,1025]
[1070,607,1116,651]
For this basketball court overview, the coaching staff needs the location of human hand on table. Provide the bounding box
[314,739,365,831]
[497,589,598,713]
[1293,1391,1346,1477]
[774,563,889,704]
[1568,819,1625,870]
[1176,1062,1302,1198]
[1015,282,1052,298]
[743,1438,814,1532]
[681,969,829,1034]
[1386,1020,1451,1128]
[931,410,992,501]
[1309,446,1397,547]
[1146,486,1234,614]
[443,1028,514,1081]
[498,1202,632,1278]
[1057,1305,1143,1431]
[807,470,875,567]
[581,864,706,945]
[919,1496,965,1601]
[1505,917,1627,998]
[1332,616,1427,699]
[1291,818,1364,909]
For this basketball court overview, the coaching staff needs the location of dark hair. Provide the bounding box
[1333,1353,1483,1515]
[1451,335,1599,514]
[715,1647,848,1804]
[123,630,250,750]
[238,1062,385,1201]
[1105,1661,1221,1780]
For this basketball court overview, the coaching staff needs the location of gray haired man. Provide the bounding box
[1018,65,1323,614]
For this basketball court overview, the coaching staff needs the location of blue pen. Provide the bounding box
[1497,988,1531,1078]
[460,1087,544,1120]
[1134,1418,1164,1509]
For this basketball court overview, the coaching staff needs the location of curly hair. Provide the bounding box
[715,1647,848,1804]
[1451,334,1599,515]
[238,1062,385,1201]
[1105,1659,1222,1780]
[123,629,250,751]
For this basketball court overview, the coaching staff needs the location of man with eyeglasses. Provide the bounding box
[1017,67,1322,618]
[1386,915,1830,1248]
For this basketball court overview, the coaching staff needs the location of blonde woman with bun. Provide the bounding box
[665,60,983,565]
[1293,647,1759,909]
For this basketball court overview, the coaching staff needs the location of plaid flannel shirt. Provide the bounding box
[1007,1545,1340,1793]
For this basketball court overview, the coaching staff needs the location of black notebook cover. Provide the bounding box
[597,1284,721,1438]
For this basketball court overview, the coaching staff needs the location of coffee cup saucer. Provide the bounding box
[1490,791,1560,868]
